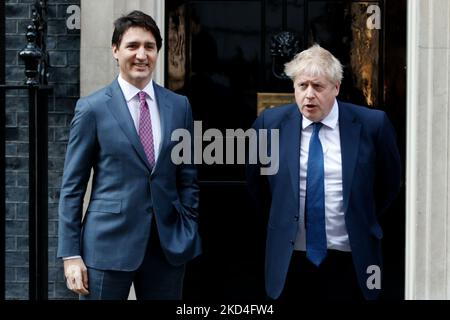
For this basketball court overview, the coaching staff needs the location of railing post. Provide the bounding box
[17,0,50,300]
[27,86,49,300]
[0,0,6,301]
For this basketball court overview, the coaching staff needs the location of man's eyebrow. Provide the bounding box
[123,40,139,45]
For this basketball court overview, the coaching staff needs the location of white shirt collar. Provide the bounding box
[117,75,155,102]
[302,99,339,130]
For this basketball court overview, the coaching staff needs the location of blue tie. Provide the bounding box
[306,122,327,266]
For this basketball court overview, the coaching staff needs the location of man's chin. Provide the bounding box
[133,70,151,77]
[131,73,152,82]
[301,110,321,122]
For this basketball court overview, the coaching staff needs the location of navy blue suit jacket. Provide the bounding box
[247,101,401,300]
[57,79,201,270]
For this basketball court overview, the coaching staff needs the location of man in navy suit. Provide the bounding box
[57,10,201,299]
[247,44,401,300]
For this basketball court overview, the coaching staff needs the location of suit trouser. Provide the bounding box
[80,221,185,300]
[279,249,364,301]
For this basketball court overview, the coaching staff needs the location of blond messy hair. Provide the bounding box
[284,44,343,84]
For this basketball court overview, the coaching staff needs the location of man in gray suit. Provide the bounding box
[57,10,201,300]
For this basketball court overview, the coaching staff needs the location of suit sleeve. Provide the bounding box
[176,97,200,220]
[57,99,97,258]
[375,112,401,216]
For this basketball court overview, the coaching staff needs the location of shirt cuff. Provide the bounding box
[62,255,81,260]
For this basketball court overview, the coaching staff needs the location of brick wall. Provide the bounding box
[5,0,80,299]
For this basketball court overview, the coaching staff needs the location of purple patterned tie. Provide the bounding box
[138,91,155,168]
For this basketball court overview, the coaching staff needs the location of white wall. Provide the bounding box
[406,0,450,299]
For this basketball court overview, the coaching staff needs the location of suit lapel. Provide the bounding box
[282,105,302,199]
[106,79,153,172]
[339,102,361,212]
[152,82,170,174]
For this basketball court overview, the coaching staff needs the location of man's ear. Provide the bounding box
[112,45,118,60]
[335,82,341,96]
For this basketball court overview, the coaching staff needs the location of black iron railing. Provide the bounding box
[1,0,6,302]
[1,0,51,300]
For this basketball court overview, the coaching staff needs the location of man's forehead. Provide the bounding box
[295,75,328,83]
[122,27,155,39]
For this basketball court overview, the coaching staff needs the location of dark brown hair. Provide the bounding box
[111,10,162,51]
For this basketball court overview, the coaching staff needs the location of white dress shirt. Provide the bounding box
[117,75,162,162]
[294,100,351,252]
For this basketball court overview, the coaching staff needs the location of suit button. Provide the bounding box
[294,215,299,221]
[290,240,294,245]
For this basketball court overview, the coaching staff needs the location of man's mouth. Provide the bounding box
[133,63,149,69]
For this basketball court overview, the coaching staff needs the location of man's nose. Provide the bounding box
[305,86,315,98]
[136,47,146,59]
